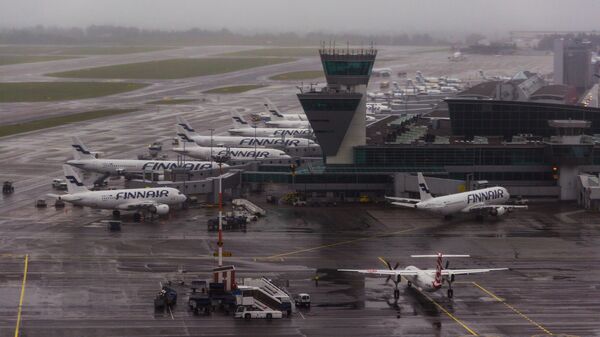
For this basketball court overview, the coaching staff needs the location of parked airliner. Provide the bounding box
[67,137,223,177]
[176,116,317,149]
[386,173,527,218]
[228,112,313,139]
[48,165,186,219]
[173,126,291,162]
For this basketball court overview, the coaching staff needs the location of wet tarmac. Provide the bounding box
[0,198,599,336]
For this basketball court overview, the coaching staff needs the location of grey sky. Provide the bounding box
[1,0,599,36]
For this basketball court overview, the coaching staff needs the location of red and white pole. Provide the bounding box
[217,173,223,267]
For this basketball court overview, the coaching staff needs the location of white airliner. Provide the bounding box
[176,116,318,149]
[67,137,224,177]
[339,253,508,299]
[386,173,527,218]
[265,119,311,128]
[228,112,313,139]
[173,126,291,162]
[263,98,306,121]
[48,165,187,218]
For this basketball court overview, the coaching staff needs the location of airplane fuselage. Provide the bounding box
[60,187,186,210]
[228,127,313,139]
[265,120,311,128]
[416,187,510,215]
[67,159,221,175]
[190,135,317,148]
[400,266,440,292]
[173,146,291,161]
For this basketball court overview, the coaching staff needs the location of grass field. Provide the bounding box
[0,55,76,66]
[0,109,137,138]
[203,85,267,94]
[269,70,324,81]
[0,45,171,55]
[219,48,318,58]
[0,82,148,102]
[146,98,198,105]
[47,58,294,79]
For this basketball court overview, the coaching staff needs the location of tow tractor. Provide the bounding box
[3,181,14,194]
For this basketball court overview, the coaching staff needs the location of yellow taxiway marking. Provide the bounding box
[471,282,553,336]
[415,289,479,336]
[14,254,29,337]
[267,226,419,259]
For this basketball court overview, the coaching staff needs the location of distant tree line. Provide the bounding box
[0,25,451,46]
[536,33,600,50]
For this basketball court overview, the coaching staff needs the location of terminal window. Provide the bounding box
[300,98,360,111]
[323,61,373,76]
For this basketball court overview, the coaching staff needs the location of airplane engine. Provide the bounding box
[150,204,170,215]
[489,207,506,217]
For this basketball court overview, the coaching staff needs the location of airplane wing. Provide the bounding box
[390,202,418,208]
[440,268,509,275]
[413,268,508,276]
[116,200,161,211]
[337,269,421,276]
[46,193,81,201]
[385,196,420,203]
[465,204,528,212]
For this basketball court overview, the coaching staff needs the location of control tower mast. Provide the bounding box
[297,45,377,164]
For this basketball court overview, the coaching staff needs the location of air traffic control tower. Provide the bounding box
[297,47,377,164]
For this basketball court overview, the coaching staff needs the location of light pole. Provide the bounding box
[209,128,215,170]
[252,122,257,164]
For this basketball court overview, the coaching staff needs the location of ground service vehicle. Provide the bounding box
[234,306,283,320]
[294,293,311,308]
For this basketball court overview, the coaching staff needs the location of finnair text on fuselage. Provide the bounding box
[115,189,170,200]
[466,188,505,204]
[141,161,214,171]
[239,138,301,147]
[274,129,311,136]
[218,149,270,158]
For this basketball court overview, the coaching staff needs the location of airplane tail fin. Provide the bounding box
[71,136,96,160]
[410,253,470,288]
[176,116,197,134]
[417,172,432,201]
[231,110,249,128]
[435,253,443,287]
[62,164,89,194]
[264,98,284,120]
[175,125,199,147]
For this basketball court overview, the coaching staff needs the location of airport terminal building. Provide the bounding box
[241,47,600,204]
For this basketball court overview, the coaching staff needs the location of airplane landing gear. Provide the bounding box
[394,288,400,299]
[133,212,142,223]
[447,288,453,298]
[443,215,452,220]
[112,210,120,219]
[407,281,412,288]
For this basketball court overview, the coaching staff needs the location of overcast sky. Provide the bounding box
[1,0,600,36]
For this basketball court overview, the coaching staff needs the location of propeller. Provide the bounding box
[379,257,401,286]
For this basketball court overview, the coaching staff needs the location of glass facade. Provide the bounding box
[242,172,391,184]
[299,98,361,112]
[448,99,600,139]
[354,146,546,167]
[323,60,373,76]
